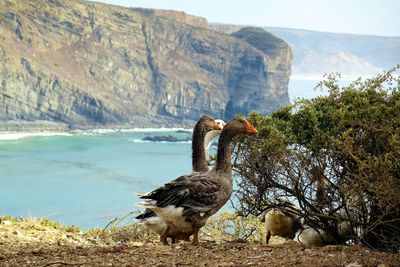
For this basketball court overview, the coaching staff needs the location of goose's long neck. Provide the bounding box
[215,130,234,174]
[204,130,220,162]
[192,124,208,172]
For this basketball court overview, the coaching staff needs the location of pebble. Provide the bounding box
[12,230,22,236]
[345,261,363,267]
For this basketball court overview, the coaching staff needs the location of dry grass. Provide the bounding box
[1,215,400,266]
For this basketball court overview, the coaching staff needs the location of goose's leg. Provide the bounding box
[266,229,271,244]
[160,225,170,245]
[191,228,200,245]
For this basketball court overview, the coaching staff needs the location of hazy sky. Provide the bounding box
[90,0,400,37]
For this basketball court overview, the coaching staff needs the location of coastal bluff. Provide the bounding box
[0,0,292,129]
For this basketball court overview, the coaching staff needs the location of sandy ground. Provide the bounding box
[1,218,399,267]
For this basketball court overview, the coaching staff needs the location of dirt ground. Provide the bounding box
[1,217,399,267]
[2,240,400,267]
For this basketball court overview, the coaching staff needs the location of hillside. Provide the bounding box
[267,27,400,79]
[0,0,292,130]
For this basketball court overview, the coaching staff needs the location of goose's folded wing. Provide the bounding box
[140,173,221,211]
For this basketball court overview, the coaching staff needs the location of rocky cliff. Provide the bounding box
[0,0,292,129]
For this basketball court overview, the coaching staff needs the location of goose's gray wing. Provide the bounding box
[135,209,156,220]
[139,173,221,211]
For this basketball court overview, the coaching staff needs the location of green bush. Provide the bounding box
[232,65,400,251]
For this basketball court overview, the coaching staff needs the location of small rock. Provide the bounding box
[32,249,41,255]
[218,262,234,267]
[142,135,190,142]
[2,220,12,225]
[345,261,363,267]
[12,230,22,236]
[176,130,191,134]
[129,241,144,247]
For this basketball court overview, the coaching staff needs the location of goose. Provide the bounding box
[135,116,225,242]
[263,208,296,244]
[137,117,258,245]
[204,119,225,164]
[261,198,301,244]
[193,118,226,172]
[294,226,333,248]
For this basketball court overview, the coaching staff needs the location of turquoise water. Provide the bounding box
[0,130,193,229]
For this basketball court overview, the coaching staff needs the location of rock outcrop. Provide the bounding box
[0,0,292,129]
[142,135,191,143]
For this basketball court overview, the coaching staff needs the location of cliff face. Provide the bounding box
[227,27,292,119]
[0,0,292,129]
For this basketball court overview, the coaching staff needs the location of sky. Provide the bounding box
[90,0,400,37]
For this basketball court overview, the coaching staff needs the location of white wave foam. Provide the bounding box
[0,128,193,141]
[73,128,192,135]
[0,132,73,141]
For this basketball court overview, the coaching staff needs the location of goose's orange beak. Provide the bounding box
[245,122,258,135]
[213,121,220,130]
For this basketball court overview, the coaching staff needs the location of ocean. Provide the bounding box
[0,78,339,229]
[0,129,194,229]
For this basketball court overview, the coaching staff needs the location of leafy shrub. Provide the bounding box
[232,65,400,251]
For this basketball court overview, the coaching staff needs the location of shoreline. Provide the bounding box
[0,132,74,141]
[0,127,193,141]
[0,117,197,132]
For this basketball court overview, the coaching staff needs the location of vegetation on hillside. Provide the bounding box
[232,65,400,251]
[232,27,288,58]
[0,213,268,246]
